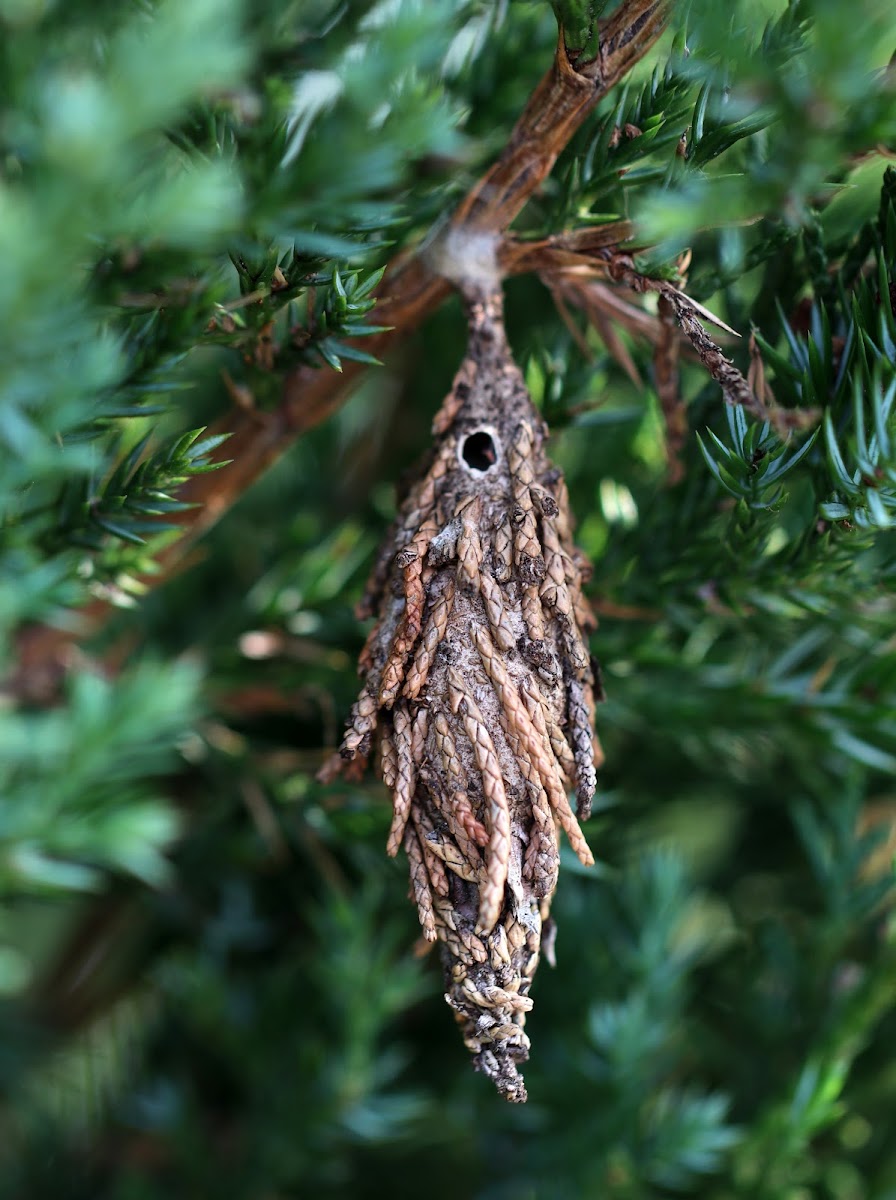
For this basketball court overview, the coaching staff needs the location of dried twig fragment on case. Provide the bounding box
[322,281,601,1103]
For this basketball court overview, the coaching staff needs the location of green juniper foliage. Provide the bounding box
[1,0,895,1195]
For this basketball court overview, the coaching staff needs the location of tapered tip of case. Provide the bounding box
[474,1046,529,1104]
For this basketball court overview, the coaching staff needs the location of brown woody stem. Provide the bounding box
[148,1,669,573]
[21,1,670,668]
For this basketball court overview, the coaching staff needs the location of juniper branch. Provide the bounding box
[139,1,670,573]
[13,1,668,693]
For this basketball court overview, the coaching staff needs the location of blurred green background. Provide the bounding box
[2,1,896,1196]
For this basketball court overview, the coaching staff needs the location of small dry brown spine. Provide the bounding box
[456,496,485,589]
[521,584,546,644]
[379,725,399,791]
[492,515,514,583]
[567,674,598,819]
[449,668,512,936]
[451,788,490,853]
[479,570,516,652]
[386,704,415,857]
[413,807,450,898]
[520,676,576,784]
[403,575,455,699]
[378,517,440,707]
[509,424,546,583]
[405,823,437,941]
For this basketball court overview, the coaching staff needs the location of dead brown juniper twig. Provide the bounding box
[600,251,820,435]
[655,292,687,484]
[516,244,819,443]
[500,232,819,483]
[495,220,820,474]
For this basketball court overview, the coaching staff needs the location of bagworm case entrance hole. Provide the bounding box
[459,427,500,473]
